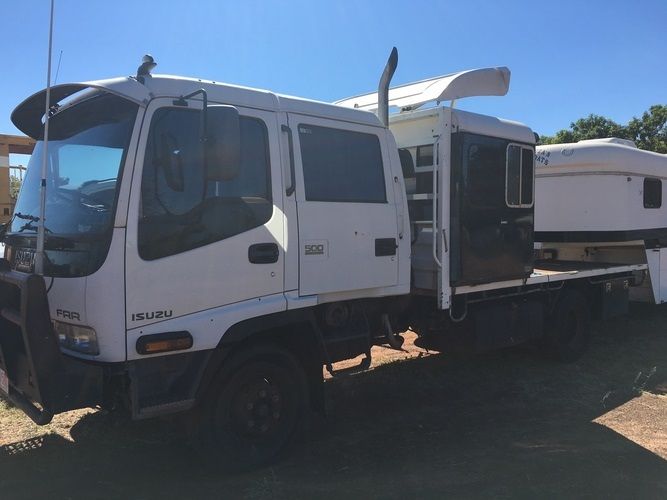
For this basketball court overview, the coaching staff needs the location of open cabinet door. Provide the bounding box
[437,108,453,310]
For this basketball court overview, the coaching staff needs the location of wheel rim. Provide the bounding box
[215,361,298,452]
[231,375,284,439]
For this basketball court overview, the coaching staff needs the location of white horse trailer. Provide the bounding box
[534,138,667,304]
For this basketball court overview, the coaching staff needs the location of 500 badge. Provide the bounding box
[304,244,324,256]
[304,240,327,258]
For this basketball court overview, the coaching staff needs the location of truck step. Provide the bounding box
[322,333,372,344]
[0,307,21,327]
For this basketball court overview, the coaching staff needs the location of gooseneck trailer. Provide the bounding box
[0,52,655,466]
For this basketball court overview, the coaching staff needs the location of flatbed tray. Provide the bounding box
[455,260,647,294]
[533,259,634,272]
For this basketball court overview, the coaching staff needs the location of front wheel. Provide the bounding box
[198,344,308,469]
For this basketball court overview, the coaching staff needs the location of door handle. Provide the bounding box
[248,243,280,264]
[281,124,296,196]
[375,238,397,257]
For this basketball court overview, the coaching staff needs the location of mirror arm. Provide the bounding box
[175,88,210,179]
[174,88,209,140]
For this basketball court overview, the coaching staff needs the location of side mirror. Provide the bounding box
[206,105,241,181]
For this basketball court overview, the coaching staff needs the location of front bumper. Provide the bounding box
[0,265,103,424]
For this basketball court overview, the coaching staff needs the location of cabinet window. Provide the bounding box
[644,178,662,209]
[298,124,386,203]
[505,144,534,208]
[466,140,507,209]
[138,108,272,260]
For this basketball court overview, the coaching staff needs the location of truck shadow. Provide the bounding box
[0,303,666,499]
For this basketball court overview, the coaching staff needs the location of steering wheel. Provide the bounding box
[53,188,110,210]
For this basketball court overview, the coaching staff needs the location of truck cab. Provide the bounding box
[0,69,410,456]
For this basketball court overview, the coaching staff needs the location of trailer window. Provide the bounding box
[138,108,272,260]
[644,178,662,209]
[298,124,386,203]
[505,144,534,208]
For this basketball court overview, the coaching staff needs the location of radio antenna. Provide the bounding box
[54,49,63,85]
[35,0,55,275]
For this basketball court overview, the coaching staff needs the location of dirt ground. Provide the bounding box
[1,303,666,499]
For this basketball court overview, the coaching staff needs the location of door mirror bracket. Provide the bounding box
[173,89,242,182]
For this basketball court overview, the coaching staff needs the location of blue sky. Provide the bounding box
[3,0,665,164]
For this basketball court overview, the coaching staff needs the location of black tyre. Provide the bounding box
[542,289,591,362]
[199,344,308,469]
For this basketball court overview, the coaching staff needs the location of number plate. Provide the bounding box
[0,368,8,395]
[14,248,35,273]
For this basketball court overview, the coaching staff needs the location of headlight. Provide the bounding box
[53,321,99,355]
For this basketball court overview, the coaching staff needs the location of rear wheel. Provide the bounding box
[199,344,308,469]
[542,289,591,362]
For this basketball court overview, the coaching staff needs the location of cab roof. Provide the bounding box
[12,74,383,139]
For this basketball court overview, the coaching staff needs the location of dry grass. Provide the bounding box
[0,400,93,447]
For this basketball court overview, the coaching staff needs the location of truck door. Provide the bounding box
[289,115,399,297]
[124,98,285,355]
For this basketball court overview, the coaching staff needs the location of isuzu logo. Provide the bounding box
[132,310,173,322]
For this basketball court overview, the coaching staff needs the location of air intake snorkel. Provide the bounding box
[377,47,398,127]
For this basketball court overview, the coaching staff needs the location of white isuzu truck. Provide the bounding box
[0,52,653,466]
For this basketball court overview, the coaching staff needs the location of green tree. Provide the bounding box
[626,105,667,153]
[539,105,666,153]
[9,175,22,200]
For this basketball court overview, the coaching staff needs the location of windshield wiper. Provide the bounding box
[15,212,40,222]
[18,222,52,234]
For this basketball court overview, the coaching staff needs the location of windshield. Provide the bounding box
[10,93,137,236]
[6,92,138,277]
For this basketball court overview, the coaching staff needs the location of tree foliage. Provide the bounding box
[9,175,22,200]
[539,105,667,153]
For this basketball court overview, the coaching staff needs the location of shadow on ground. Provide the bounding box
[0,303,666,499]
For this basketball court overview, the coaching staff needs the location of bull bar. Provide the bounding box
[0,263,103,424]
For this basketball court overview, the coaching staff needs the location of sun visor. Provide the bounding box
[11,84,89,138]
[11,79,148,139]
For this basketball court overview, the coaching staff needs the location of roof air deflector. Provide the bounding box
[335,66,511,112]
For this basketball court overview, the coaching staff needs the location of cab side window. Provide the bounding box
[298,124,386,203]
[138,107,272,260]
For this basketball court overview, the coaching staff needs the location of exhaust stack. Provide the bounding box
[378,47,398,127]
